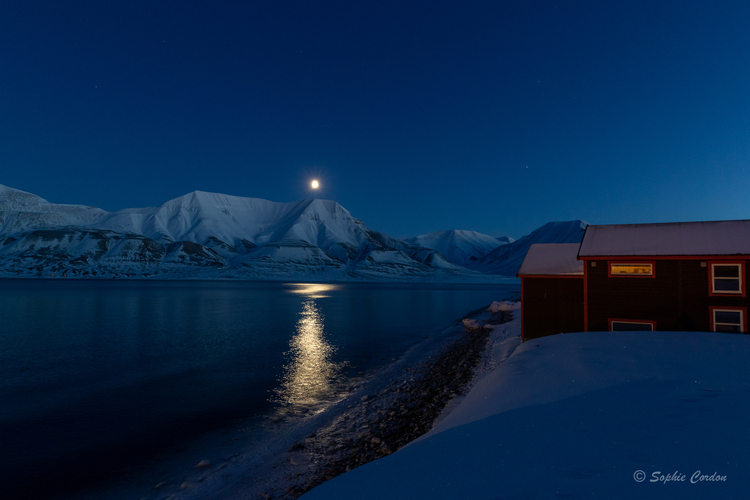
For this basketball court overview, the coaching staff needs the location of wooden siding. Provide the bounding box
[521,277,584,340]
[585,259,750,332]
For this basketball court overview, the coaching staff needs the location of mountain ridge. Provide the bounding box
[403,230,515,268]
[470,220,589,275]
[0,184,585,281]
[0,185,489,281]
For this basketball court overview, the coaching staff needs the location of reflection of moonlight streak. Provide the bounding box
[274,300,345,406]
[287,283,339,299]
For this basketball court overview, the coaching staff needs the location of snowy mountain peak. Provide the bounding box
[0,184,103,213]
[472,220,588,275]
[301,198,352,217]
[162,190,279,211]
[0,184,107,233]
[404,229,509,268]
[0,184,52,210]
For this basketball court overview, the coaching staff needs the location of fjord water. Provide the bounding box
[0,279,518,498]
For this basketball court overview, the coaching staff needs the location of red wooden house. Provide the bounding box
[518,220,750,339]
[517,243,584,340]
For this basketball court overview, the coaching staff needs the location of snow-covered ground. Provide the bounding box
[300,317,750,499]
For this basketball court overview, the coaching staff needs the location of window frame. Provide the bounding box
[709,306,747,333]
[608,319,656,331]
[608,261,656,278]
[708,261,745,297]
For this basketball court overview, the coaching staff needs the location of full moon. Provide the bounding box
[311,180,319,189]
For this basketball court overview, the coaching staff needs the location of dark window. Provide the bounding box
[711,264,742,294]
[713,309,743,333]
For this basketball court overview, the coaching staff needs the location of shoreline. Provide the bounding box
[67,302,518,500]
[0,274,519,285]
[206,304,516,500]
[272,309,513,499]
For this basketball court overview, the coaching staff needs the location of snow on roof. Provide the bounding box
[516,243,583,276]
[579,220,750,257]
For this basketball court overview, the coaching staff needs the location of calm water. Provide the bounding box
[0,279,518,498]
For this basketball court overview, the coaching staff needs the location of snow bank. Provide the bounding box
[300,328,750,499]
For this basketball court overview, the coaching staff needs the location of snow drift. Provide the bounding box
[300,319,750,499]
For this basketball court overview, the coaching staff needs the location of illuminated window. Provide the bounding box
[609,320,655,331]
[610,263,653,276]
[710,263,742,295]
[711,308,745,333]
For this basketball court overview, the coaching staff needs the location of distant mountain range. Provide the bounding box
[403,230,515,268]
[467,220,588,275]
[0,184,586,281]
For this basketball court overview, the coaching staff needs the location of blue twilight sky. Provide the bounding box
[2,1,750,239]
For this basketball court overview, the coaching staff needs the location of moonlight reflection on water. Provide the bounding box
[274,299,346,406]
[286,283,340,299]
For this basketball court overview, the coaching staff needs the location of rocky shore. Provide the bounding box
[267,308,513,499]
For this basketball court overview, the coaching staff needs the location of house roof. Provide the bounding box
[578,220,750,257]
[517,243,584,276]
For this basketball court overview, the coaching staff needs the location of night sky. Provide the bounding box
[2,1,750,239]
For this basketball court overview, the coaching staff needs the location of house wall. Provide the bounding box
[585,259,749,332]
[521,276,584,340]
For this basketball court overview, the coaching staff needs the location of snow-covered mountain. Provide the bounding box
[0,184,106,234]
[404,230,514,268]
[496,235,514,245]
[469,220,588,275]
[0,185,490,281]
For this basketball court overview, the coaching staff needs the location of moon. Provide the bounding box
[311,180,319,189]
